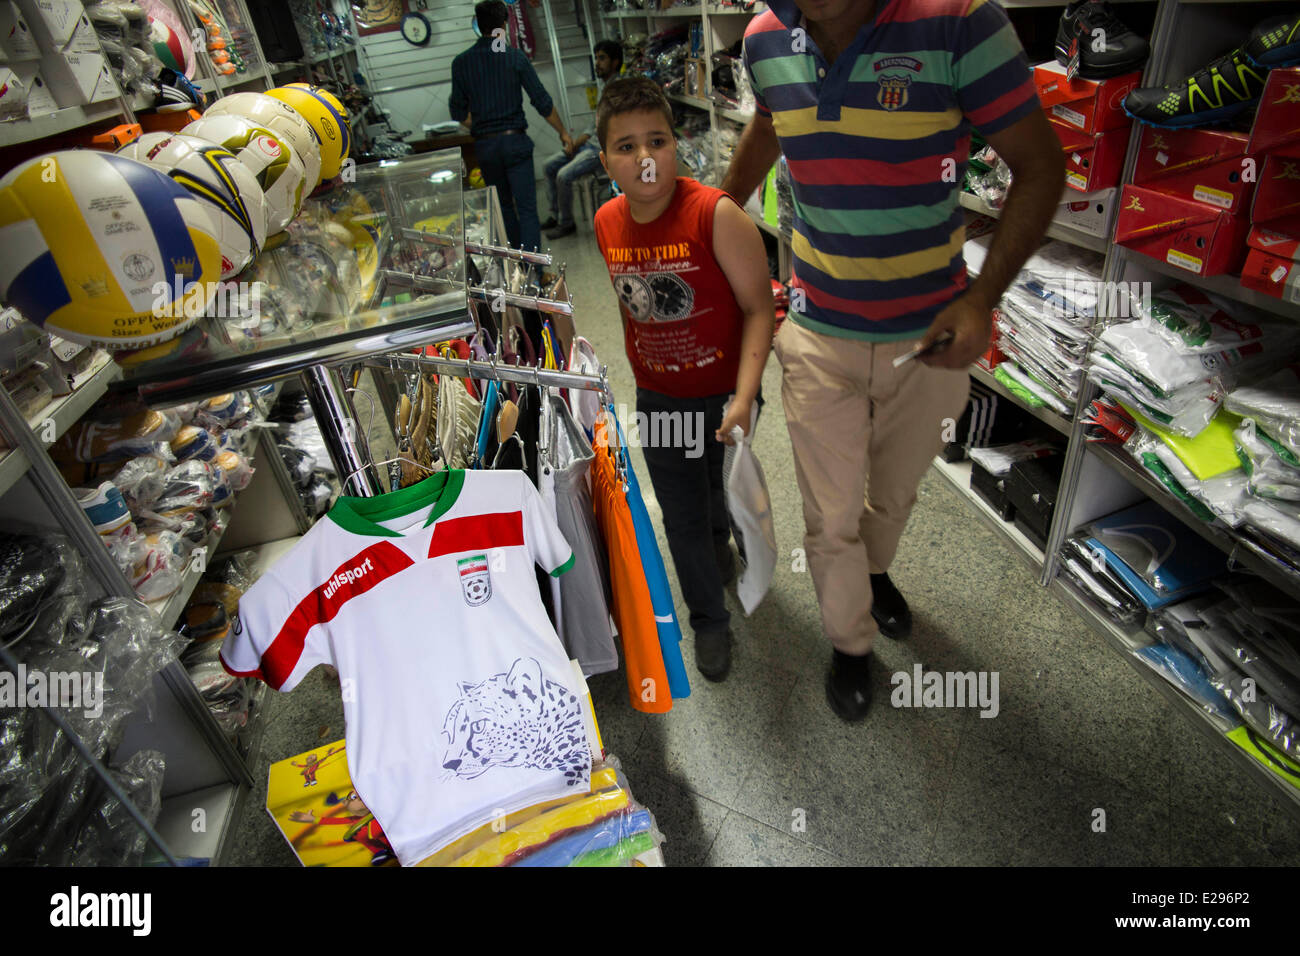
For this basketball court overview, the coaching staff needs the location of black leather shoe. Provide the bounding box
[695,628,732,682]
[869,572,912,640]
[1054,0,1149,79]
[826,650,872,721]
[540,216,558,230]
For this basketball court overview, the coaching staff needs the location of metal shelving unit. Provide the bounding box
[959,190,1110,255]
[930,455,1047,574]
[969,364,1073,438]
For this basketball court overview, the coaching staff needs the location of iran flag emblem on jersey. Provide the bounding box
[457,554,492,607]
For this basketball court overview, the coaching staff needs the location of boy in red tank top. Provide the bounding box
[593,77,774,682]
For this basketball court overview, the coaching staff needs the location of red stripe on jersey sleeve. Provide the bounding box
[261,541,414,689]
[429,511,525,559]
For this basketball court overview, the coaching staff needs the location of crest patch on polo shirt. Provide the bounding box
[877,73,912,110]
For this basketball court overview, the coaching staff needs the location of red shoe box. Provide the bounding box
[1250,151,1300,231]
[1116,184,1251,276]
[1248,67,1300,155]
[1241,225,1300,302]
[1033,61,1142,134]
[1051,120,1129,193]
[1132,126,1258,216]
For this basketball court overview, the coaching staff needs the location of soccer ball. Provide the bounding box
[203,91,323,192]
[182,114,306,235]
[267,83,350,181]
[0,150,221,349]
[118,133,266,279]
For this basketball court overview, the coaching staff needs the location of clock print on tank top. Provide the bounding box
[594,178,746,398]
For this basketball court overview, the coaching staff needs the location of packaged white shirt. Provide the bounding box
[221,469,591,864]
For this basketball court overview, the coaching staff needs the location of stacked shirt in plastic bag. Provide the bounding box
[1144,578,1300,789]
[1089,288,1300,567]
[269,388,337,518]
[0,532,183,864]
[991,241,1099,416]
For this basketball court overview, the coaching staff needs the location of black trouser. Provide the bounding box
[636,388,761,638]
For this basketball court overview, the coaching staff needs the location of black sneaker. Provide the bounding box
[1054,1,1150,80]
[826,650,873,722]
[1246,14,1300,69]
[546,222,577,240]
[695,628,732,682]
[869,572,912,641]
[1123,46,1268,128]
[540,216,558,230]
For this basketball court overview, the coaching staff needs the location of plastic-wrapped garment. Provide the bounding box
[71,749,166,866]
[539,392,616,676]
[1138,285,1297,355]
[278,443,317,488]
[1151,440,1251,528]
[1059,536,1146,625]
[279,417,334,474]
[1235,422,1300,503]
[0,534,67,645]
[1242,499,1300,553]
[722,401,776,615]
[1132,643,1238,725]
[968,440,1058,477]
[1225,364,1300,460]
[1196,601,1300,717]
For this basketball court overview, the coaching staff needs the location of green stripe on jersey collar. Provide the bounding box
[327,469,466,537]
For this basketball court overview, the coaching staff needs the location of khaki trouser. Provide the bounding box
[774,319,971,656]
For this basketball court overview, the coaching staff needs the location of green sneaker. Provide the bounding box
[1246,14,1300,69]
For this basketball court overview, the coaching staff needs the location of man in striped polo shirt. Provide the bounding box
[721,0,1064,721]
[450,0,576,252]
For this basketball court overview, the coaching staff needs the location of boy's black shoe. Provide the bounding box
[546,222,577,240]
[1246,14,1300,69]
[869,572,912,640]
[695,628,732,682]
[826,650,873,722]
[540,215,558,230]
[1123,47,1268,128]
[1054,0,1150,79]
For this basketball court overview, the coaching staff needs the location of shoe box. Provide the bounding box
[970,458,1016,521]
[1033,60,1142,134]
[0,1,39,62]
[1051,120,1129,193]
[1006,453,1066,552]
[1133,127,1259,216]
[1116,183,1252,276]
[1239,149,1300,299]
[1247,66,1300,156]
[1053,185,1118,238]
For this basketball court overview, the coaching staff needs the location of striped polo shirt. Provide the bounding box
[449,36,555,137]
[743,0,1040,340]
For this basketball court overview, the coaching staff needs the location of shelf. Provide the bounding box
[706,3,765,13]
[970,364,1073,438]
[1116,247,1300,322]
[747,207,783,240]
[717,105,753,123]
[1087,442,1300,597]
[0,351,120,498]
[152,781,242,864]
[308,44,356,64]
[929,455,1047,573]
[194,65,268,94]
[0,98,125,148]
[1048,574,1300,820]
[610,4,702,15]
[959,191,1110,255]
[668,92,711,111]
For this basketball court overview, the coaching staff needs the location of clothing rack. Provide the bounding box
[400,227,556,268]
[365,351,611,404]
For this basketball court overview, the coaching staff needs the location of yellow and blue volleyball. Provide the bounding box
[205,92,323,194]
[183,113,306,234]
[118,133,266,279]
[0,150,222,350]
[267,83,350,182]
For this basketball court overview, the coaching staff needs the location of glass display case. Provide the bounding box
[113,148,475,406]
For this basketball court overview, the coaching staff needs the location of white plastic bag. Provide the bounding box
[722,401,776,615]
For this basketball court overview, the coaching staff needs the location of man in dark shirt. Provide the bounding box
[450,0,574,253]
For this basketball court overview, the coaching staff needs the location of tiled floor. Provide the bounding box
[224,220,1300,867]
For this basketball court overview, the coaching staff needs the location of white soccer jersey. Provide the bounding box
[221,469,592,865]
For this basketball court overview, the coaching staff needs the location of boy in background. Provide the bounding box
[593,77,774,682]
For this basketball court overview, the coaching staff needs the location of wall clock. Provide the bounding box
[400,11,430,45]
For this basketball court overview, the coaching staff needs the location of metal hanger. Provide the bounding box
[343,385,436,490]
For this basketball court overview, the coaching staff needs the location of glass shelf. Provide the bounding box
[112,149,475,405]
